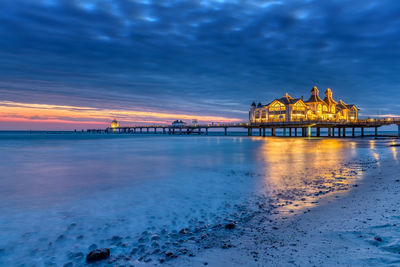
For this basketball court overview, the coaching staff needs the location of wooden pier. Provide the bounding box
[87,118,400,137]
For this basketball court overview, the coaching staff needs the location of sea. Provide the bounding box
[0,131,398,265]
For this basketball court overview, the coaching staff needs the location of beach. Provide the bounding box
[171,141,400,266]
[0,133,398,266]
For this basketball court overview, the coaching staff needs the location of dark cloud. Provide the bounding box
[0,0,400,119]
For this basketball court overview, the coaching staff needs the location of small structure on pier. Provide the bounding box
[110,119,119,128]
[249,86,359,123]
[172,120,186,127]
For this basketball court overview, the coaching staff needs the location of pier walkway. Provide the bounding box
[87,118,400,137]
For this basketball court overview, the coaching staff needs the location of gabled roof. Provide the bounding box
[267,93,303,106]
[336,100,358,110]
[323,88,338,105]
[346,104,359,110]
[305,86,326,103]
[336,100,347,110]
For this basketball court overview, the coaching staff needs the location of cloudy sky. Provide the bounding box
[0,0,399,129]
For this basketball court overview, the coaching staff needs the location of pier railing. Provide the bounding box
[87,117,400,137]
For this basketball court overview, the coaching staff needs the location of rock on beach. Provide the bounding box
[86,248,110,262]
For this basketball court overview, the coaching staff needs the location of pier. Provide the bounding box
[87,118,400,137]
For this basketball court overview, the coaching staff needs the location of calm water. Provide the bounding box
[0,133,398,265]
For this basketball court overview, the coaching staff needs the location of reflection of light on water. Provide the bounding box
[391,141,398,161]
[257,138,365,214]
[369,140,375,149]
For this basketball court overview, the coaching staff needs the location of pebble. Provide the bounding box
[86,248,110,262]
[151,235,160,240]
[225,223,236,230]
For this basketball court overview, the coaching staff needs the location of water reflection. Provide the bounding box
[391,140,398,161]
[255,138,366,213]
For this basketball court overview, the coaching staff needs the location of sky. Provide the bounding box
[0,0,400,130]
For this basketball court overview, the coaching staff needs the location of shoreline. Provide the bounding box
[167,149,400,266]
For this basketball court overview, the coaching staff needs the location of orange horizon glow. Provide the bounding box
[0,100,244,129]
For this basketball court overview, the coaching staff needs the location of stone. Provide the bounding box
[86,248,110,262]
[165,251,175,258]
[374,236,382,242]
[225,223,236,230]
[179,228,188,235]
[151,235,160,240]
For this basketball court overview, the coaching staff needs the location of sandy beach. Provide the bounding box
[169,142,400,266]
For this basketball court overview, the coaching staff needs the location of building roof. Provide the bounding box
[323,88,338,105]
[267,93,303,106]
[305,86,326,103]
[336,100,358,110]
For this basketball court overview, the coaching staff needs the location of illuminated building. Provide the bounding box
[110,119,119,128]
[249,86,359,123]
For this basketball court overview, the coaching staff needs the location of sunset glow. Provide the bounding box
[0,101,242,130]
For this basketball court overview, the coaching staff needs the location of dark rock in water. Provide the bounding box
[165,251,175,258]
[177,248,189,255]
[204,262,208,265]
[225,223,236,230]
[374,236,383,242]
[130,247,138,255]
[86,248,110,262]
[179,228,188,235]
[151,235,160,240]
[222,243,233,249]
